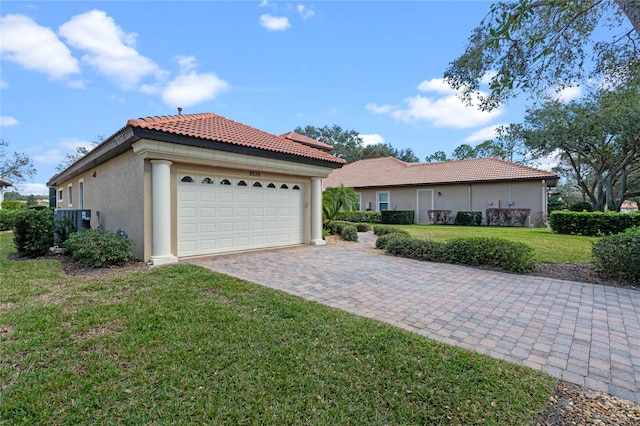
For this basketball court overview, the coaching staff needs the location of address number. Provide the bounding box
[249,171,261,177]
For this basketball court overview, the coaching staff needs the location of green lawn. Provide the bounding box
[0,232,556,424]
[395,225,599,264]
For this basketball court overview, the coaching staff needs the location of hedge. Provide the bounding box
[64,228,133,268]
[381,210,414,225]
[454,211,482,226]
[373,225,410,237]
[375,233,535,273]
[13,208,55,257]
[486,208,531,227]
[334,210,382,223]
[0,209,20,231]
[549,211,640,236]
[427,210,452,225]
[1,200,27,210]
[592,226,640,283]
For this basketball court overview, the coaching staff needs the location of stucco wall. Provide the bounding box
[55,150,146,260]
[355,180,547,226]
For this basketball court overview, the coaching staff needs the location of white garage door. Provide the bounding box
[177,174,304,257]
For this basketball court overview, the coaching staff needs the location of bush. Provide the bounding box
[375,233,535,273]
[381,210,414,225]
[445,237,536,273]
[325,220,352,235]
[427,210,452,224]
[355,222,371,232]
[1,200,27,210]
[549,211,640,236]
[64,229,133,268]
[569,201,594,212]
[592,227,640,283]
[454,211,482,226]
[335,210,382,223]
[373,225,410,237]
[340,225,358,242]
[13,208,55,257]
[486,208,531,227]
[0,209,20,231]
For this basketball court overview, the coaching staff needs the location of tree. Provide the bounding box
[56,136,102,172]
[294,125,419,163]
[0,139,36,183]
[425,151,449,163]
[322,184,359,225]
[451,144,477,160]
[522,87,640,211]
[444,0,640,111]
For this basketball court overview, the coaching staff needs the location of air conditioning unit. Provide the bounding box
[54,209,91,245]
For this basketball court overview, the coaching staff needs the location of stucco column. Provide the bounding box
[309,177,325,246]
[150,160,178,265]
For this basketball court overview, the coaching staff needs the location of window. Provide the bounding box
[267,183,276,188]
[58,189,63,203]
[377,192,389,211]
[292,185,300,190]
[237,180,247,187]
[280,184,289,189]
[68,184,73,207]
[220,179,231,185]
[181,176,194,183]
[356,192,362,210]
[78,180,84,209]
[253,182,262,188]
[201,177,214,184]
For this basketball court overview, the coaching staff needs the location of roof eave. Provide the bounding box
[345,176,559,189]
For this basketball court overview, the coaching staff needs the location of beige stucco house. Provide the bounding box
[324,157,558,226]
[47,113,345,264]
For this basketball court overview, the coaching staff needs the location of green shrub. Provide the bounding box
[376,233,535,273]
[340,225,358,242]
[64,229,133,268]
[428,210,452,224]
[325,220,352,235]
[13,208,55,257]
[569,201,594,212]
[381,210,415,225]
[355,222,371,232]
[549,211,640,236]
[335,210,382,223]
[445,237,536,273]
[54,214,78,246]
[1,200,27,210]
[0,209,20,231]
[454,211,482,226]
[592,227,640,283]
[373,225,410,237]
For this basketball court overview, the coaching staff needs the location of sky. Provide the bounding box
[0,1,583,195]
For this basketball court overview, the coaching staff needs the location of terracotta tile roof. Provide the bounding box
[324,157,558,188]
[280,132,334,151]
[0,178,13,187]
[621,200,639,210]
[127,113,345,165]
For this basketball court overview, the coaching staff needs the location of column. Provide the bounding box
[150,160,178,265]
[309,177,326,245]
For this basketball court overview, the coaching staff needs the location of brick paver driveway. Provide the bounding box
[185,232,640,404]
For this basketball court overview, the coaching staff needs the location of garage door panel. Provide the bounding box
[178,177,303,256]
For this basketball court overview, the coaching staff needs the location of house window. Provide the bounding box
[253,182,262,188]
[267,183,276,188]
[237,180,247,187]
[377,192,389,211]
[58,189,63,203]
[181,176,194,183]
[280,184,289,189]
[292,185,300,190]
[78,180,84,209]
[220,179,231,185]
[68,184,73,207]
[356,192,362,210]
[201,177,214,184]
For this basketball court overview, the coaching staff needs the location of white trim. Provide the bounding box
[376,191,390,211]
[67,184,73,208]
[78,179,84,210]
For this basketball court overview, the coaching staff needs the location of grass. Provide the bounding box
[0,232,556,424]
[395,225,599,264]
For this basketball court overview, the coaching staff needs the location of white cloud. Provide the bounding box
[366,103,395,114]
[0,80,8,89]
[548,85,582,103]
[162,58,230,108]
[0,116,18,127]
[259,14,291,31]
[463,124,508,144]
[15,183,49,196]
[0,14,80,79]
[66,80,86,89]
[297,5,315,19]
[59,10,162,89]
[33,148,64,164]
[369,77,504,129]
[259,0,269,7]
[360,134,385,146]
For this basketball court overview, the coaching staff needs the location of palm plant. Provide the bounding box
[322,184,359,227]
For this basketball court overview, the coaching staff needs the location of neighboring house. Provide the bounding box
[324,157,559,226]
[0,178,13,209]
[47,113,345,264]
[621,200,639,213]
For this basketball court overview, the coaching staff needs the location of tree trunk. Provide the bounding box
[615,0,640,37]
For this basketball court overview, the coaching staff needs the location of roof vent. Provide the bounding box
[177,107,183,115]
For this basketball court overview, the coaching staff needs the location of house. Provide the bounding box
[323,157,559,226]
[621,200,639,213]
[0,178,13,208]
[47,113,345,264]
